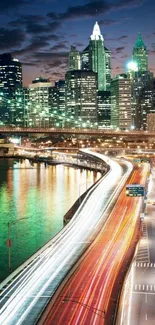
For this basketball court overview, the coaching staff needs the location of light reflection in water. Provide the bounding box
[0,158,101,281]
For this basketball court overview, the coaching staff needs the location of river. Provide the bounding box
[0,158,101,281]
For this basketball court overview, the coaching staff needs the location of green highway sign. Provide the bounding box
[126,184,145,197]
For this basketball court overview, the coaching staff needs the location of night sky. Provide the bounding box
[0,0,154,86]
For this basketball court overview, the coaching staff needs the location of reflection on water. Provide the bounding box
[0,158,101,281]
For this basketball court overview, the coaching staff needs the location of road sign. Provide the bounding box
[126,184,145,197]
[141,158,150,163]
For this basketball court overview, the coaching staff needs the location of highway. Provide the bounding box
[0,151,132,325]
[0,126,155,138]
[38,163,149,325]
[117,165,155,325]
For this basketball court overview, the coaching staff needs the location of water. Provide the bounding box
[0,158,101,281]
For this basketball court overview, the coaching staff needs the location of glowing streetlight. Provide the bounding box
[127,61,138,72]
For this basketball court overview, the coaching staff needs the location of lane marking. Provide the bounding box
[133,291,155,295]
[145,293,147,303]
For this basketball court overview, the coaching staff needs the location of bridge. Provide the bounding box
[0,126,155,138]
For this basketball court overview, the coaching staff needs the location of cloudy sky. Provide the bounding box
[0,0,154,86]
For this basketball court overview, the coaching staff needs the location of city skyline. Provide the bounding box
[0,0,154,85]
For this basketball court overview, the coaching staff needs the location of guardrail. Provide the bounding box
[0,127,155,137]
[0,149,108,291]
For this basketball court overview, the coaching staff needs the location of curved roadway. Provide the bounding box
[39,163,149,325]
[0,151,132,325]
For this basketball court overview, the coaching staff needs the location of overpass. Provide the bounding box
[0,127,155,138]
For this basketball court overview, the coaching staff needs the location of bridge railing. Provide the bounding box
[0,126,155,136]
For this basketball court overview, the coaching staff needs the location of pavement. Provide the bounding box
[117,165,155,325]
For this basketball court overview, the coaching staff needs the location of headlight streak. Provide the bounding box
[0,150,133,325]
[39,162,149,325]
[116,165,150,325]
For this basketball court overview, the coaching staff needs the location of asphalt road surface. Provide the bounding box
[117,165,155,325]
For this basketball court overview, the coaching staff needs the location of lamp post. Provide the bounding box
[7,217,29,273]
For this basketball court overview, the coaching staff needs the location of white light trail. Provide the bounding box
[0,150,133,325]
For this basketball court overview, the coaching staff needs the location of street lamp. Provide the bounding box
[7,217,29,273]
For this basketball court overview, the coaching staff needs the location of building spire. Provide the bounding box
[91,22,104,41]
[134,32,146,49]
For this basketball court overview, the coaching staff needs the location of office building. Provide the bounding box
[147,113,155,132]
[111,74,131,130]
[0,53,22,95]
[131,71,153,129]
[28,77,52,127]
[105,47,111,91]
[81,23,111,91]
[10,88,26,126]
[132,33,148,72]
[89,22,106,91]
[134,77,155,130]
[0,53,22,124]
[97,91,111,128]
[65,70,98,126]
[69,46,81,70]
[51,80,66,127]
[81,45,90,71]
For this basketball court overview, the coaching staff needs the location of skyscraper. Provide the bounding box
[0,53,22,124]
[65,70,97,126]
[132,33,148,72]
[131,71,153,129]
[97,91,111,129]
[69,46,81,70]
[147,112,155,132]
[111,74,131,130]
[89,22,106,91]
[81,45,90,71]
[51,80,66,127]
[133,76,155,130]
[0,53,22,95]
[105,47,111,91]
[28,77,52,127]
[80,22,111,91]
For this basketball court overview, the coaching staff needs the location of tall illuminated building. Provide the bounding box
[127,57,153,129]
[65,70,97,126]
[69,46,81,70]
[0,53,22,124]
[81,22,111,91]
[105,47,111,91]
[0,53,22,95]
[28,77,52,127]
[81,45,90,71]
[133,75,155,130]
[111,74,131,130]
[51,80,65,127]
[97,91,111,128]
[127,60,153,129]
[132,33,148,72]
[147,112,155,131]
[89,22,106,91]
